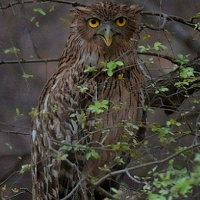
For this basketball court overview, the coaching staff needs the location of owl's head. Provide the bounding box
[71,2,143,49]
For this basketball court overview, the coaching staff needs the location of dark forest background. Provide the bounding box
[0,0,200,199]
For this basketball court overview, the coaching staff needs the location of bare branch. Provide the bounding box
[0,58,59,65]
[0,0,85,10]
[0,0,34,10]
[141,11,199,31]
[93,142,200,187]
[0,52,183,66]
[96,186,118,200]
[1,1,199,33]
[0,171,17,187]
[0,129,29,135]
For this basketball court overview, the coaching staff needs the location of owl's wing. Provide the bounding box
[32,55,108,198]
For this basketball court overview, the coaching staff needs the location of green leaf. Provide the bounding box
[84,65,98,73]
[115,60,124,66]
[155,86,169,94]
[33,8,46,15]
[86,152,92,160]
[138,45,148,53]
[61,145,73,152]
[74,144,87,151]
[148,193,166,200]
[143,34,151,40]
[20,164,31,174]
[30,16,35,22]
[153,42,167,51]
[114,156,125,165]
[88,100,109,114]
[89,176,99,184]
[35,21,40,27]
[195,12,200,18]
[49,5,55,13]
[111,187,119,194]
[59,18,72,26]
[179,67,194,78]
[171,177,192,195]
[16,108,20,116]
[102,61,124,77]
[107,61,117,70]
[77,85,88,93]
[107,69,114,77]
[6,143,12,150]
[146,58,154,65]
[22,73,33,79]
[60,154,68,161]
[194,154,200,162]
[166,119,181,127]
[195,23,200,31]
[90,150,100,159]
[100,100,109,108]
[12,188,19,193]
[174,54,189,65]
[4,47,20,55]
[57,152,68,161]
[29,108,38,117]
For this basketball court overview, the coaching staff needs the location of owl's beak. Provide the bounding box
[100,25,113,47]
[103,32,113,47]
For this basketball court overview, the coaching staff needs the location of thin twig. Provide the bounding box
[60,176,86,200]
[3,188,32,200]
[0,171,17,186]
[137,51,179,65]
[0,0,84,10]
[96,186,118,199]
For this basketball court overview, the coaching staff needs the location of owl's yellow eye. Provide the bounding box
[88,18,100,28]
[115,17,127,27]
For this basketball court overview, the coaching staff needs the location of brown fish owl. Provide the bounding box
[31,2,145,200]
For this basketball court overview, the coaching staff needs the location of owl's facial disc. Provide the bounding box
[98,24,114,47]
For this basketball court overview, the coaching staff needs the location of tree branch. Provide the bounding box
[93,142,200,187]
[0,51,186,66]
[141,11,200,31]
[137,51,180,65]
[0,0,84,10]
[1,1,199,34]
[0,129,29,135]
[146,55,200,114]
[0,58,59,65]
[0,54,199,114]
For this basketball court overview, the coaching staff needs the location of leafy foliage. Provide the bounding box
[88,100,109,114]
[144,155,200,200]
[101,60,124,77]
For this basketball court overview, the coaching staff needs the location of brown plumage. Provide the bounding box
[31,2,145,200]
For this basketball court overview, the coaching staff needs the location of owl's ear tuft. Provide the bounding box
[129,5,143,15]
[72,6,92,15]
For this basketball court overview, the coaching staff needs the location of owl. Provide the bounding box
[31,2,145,200]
